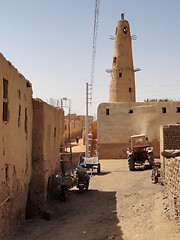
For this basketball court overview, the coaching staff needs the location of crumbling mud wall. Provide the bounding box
[97,102,180,159]
[26,99,64,218]
[0,53,33,238]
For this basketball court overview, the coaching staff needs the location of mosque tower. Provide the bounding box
[109,13,136,103]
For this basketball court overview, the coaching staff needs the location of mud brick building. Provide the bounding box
[161,124,180,221]
[0,53,33,237]
[0,53,65,238]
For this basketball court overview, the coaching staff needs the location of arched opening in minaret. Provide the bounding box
[129,110,133,113]
[123,27,127,34]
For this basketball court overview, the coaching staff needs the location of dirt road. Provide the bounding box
[6,160,180,240]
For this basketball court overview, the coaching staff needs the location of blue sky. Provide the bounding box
[0,0,180,116]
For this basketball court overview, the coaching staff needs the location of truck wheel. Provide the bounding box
[148,153,154,169]
[128,156,135,171]
[97,163,101,174]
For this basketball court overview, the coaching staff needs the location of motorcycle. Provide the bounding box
[76,172,89,193]
[151,161,161,183]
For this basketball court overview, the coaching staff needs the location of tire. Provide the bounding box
[97,163,101,174]
[61,188,68,202]
[128,155,135,171]
[79,186,84,193]
[148,153,154,169]
[85,180,89,190]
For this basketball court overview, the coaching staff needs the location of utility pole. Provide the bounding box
[61,98,72,172]
[85,82,89,158]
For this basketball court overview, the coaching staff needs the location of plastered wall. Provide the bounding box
[26,99,64,217]
[64,114,93,139]
[97,102,180,159]
[109,13,135,103]
[0,53,33,237]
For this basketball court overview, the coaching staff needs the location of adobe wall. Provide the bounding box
[164,156,180,221]
[64,115,93,139]
[97,102,180,159]
[0,53,33,237]
[160,124,180,154]
[26,99,64,218]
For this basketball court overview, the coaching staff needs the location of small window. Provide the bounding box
[3,79,8,99]
[129,88,132,93]
[162,107,166,113]
[119,73,122,78]
[25,108,28,133]
[54,127,56,137]
[65,125,67,130]
[129,109,133,113]
[106,108,110,115]
[123,27,127,34]
[18,105,21,127]
[5,165,8,180]
[18,89,21,99]
[3,102,8,121]
[177,107,180,113]
[26,81,31,88]
[113,57,117,64]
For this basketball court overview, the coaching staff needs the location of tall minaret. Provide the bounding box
[109,13,136,103]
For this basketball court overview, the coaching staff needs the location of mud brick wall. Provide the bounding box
[164,157,180,221]
[160,125,180,151]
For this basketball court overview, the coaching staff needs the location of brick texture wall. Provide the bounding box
[165,157,180,221]
[161,124,180,221]
[161,124,180,151]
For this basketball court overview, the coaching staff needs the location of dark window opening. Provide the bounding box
[162,107,166,113]
[54,127,56,137]
[74,123,75,128]
[18,105,21,117]
[25,108,28,133]
[3,79,8,99]
[129,88,132,93]
[113,57,117,64]
[129,109,133,113]
[18,105,21,127]
[115,27,118,35]
[5,165,8,180]
[65,125,67,130]
[3,102,8,121]
[119,72,122,78]
[177,107,180,113]
[123,27,127,34]
[106,108,110,115]
[18,89,21,99]
[26,81,31,88]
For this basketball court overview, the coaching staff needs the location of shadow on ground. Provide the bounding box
[6,190,123,240]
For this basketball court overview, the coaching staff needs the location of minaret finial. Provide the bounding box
[121,13,124,20]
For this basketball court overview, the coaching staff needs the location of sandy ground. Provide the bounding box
[5,159,180,240]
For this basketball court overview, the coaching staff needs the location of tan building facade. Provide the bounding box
[0,53,33,237]
[109,13,135,103]
[97,102,180,159]
[64,114,93,139]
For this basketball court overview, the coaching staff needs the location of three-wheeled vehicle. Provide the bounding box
[80,156,101,174]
